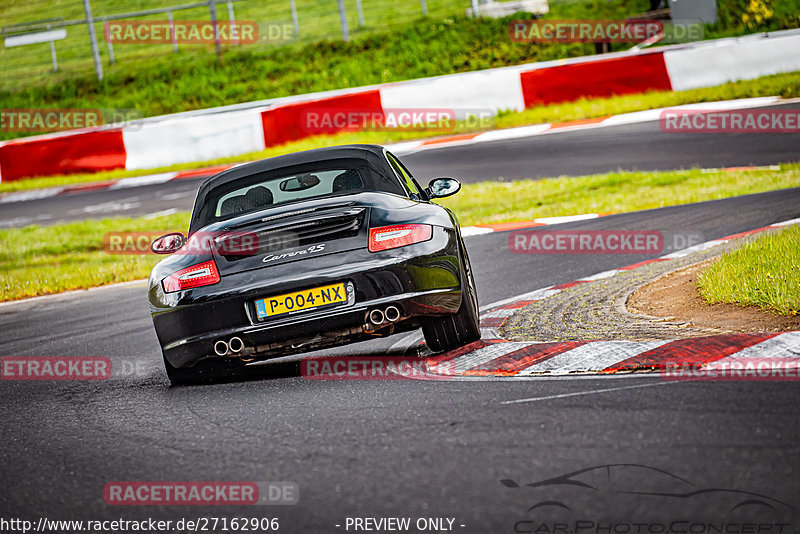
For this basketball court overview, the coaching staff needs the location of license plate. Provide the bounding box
[255,282,349,319]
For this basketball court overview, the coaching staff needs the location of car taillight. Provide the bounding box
[368,224,433,252]
[161,260,220,293]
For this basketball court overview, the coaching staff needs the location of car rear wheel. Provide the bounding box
[421,250,481,353]
[163,354,245,385]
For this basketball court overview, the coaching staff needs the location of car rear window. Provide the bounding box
[211,167,365,218]
[190,154,409,233]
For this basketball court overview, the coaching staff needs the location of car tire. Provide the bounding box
[163,354,244,386]
[422,248,481,353]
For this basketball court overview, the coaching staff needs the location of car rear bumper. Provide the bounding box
[149,227,463,368]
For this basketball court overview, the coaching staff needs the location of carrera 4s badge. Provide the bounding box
[262,243,326,263]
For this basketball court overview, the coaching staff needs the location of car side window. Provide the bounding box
[386,153,422,199]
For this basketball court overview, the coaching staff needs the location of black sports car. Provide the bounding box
[148,145,480,384]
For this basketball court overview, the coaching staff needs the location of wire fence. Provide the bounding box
[0,0,478,92]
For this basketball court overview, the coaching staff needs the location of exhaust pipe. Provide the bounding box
[214,340,229,356]
[384,305,401,322]
[369,308,385,326]
[228,336,244,353]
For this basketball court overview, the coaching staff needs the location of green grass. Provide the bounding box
[3,164,800,302]
[3,70,800,193]
[698,224,800,315]
[0,212,189,302]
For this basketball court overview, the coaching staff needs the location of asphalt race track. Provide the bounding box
[2,102,800,228]
[2,120,800,529]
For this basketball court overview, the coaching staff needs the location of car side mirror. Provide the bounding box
[425,177,461,199]
[151,232,186,254]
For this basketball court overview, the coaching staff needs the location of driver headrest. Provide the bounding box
[332,169,363,193]
[243,186,273,210]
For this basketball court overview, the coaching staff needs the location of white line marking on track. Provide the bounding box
[461,226,495,237]
[67,200,141,215]
[500,380,674,405]
[577,269,620,282]
[772,217,800,227]
[161,192,192,201]
[0,213,53,228]
[660,240,728,259]
[109,172,177,189]
[533,214,600,225]
[468,124,551,143]
[143,208,178,219]
[0,188,64,203]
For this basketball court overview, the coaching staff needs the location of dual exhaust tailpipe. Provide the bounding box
[368,305,402,327]
[214,336,244,356]
[215,306,402,354]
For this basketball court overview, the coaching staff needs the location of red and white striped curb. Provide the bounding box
[424,332,800,377]
[423,218,800,377]
[390,97,797,155]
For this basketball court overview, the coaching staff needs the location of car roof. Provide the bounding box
[197,144,388,193]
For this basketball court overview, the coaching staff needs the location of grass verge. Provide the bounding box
[2,164,799,302]
[0,212,188,302]
[3,70,800,194]
[698,224,800,316]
